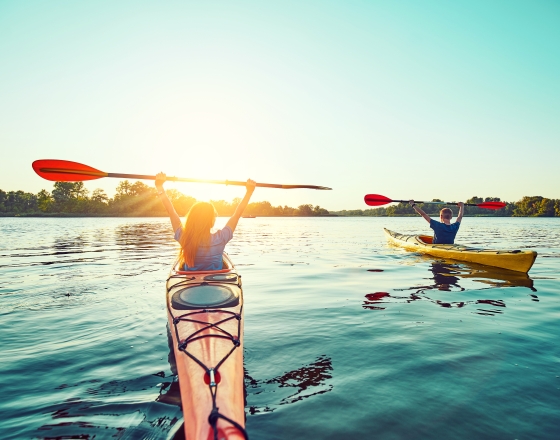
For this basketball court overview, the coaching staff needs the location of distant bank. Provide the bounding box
[1,182,559,217]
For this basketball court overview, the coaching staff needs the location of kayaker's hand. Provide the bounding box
[155,172,166,190]
[246,179,256,194]
[409,200,416,207]
[457,202,464,208]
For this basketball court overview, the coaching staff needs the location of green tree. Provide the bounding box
[536,198,555,217]
[89,189,109,214]
[386,202,411,216]
[115,180,134,197]
[0,190,6,213]
[245,201,278,216]
[91,189,109,203]
[297,204,314,216]
[37,189,54,212]
[130,181,152,197]
[51,182,89,212]
[1,190,38,214]
[335,209,363,216]
[365,207,386,216]
[111,180,162,215]
[313,205,329,215]
[513,196,543,216]
[280,205,297,216]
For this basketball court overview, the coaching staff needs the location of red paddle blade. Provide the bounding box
[364,194,393,206]
[477,201,506,210]
[32,159,107,181]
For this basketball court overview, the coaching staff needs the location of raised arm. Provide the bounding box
[155,173,182,233]
[456,202,465,224]
[409,200,431,224]
[225,179,256,234]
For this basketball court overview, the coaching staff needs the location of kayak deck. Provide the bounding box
[384,228,537,273]
[166,254,247,440]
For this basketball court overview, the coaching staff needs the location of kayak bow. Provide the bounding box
[166,254,247,440]
[384,228,537,273]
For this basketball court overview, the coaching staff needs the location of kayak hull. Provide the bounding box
[384,228,537,273]
[166,254,246,440]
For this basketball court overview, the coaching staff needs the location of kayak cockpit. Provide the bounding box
[168,254,240,310]
[418,235,433,244]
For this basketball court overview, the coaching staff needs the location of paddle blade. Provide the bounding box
[32,159,107,181]
[477,201,506,210]
[364,194,393,206]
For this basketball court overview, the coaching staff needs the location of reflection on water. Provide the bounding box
[157,377,182,408]
[431,261,536,291]
[364,261,537,315]
[115,222,171,250]
[429,262,463,291]
[245,355,333,414]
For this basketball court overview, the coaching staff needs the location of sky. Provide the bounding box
[1,0,559,210]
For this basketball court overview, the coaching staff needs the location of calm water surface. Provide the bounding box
[1,217,559,439]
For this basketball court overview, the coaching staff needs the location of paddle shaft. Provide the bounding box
[112,173,315,189]
[395,199,481,207]
[39,167,329,190]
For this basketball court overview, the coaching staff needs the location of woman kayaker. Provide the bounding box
[409,200,465,244]
[156,173,256,270]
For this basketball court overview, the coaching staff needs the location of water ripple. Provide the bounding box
[0,217,559,440]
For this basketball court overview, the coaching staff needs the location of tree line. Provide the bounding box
[0,181,330,217]
[2,185,559,217]
[332,196,560,217]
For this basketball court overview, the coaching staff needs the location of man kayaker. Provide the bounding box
[409,200,465,244]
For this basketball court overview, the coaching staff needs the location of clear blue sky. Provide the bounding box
[1,0,559,210]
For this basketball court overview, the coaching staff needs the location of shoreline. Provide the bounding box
[0,213,341,218]
[1,213,555,218]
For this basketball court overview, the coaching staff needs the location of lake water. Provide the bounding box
[1,217,559,440]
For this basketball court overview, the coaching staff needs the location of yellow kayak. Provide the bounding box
[384,228,537,273]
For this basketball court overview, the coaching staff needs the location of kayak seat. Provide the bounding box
[419,235,433,244]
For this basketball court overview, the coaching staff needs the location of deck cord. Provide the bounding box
[167,282,248,440]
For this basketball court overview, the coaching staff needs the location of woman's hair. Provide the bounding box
[179,202,217,267]
[440,208,453,220]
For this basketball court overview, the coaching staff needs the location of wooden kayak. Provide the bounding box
[384,228,537,273]
[166,253,247,440]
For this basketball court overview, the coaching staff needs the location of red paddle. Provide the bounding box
[364,194,506,210]
[32,159,332,190]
